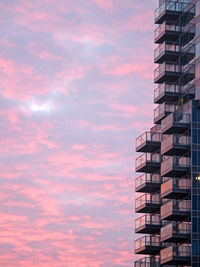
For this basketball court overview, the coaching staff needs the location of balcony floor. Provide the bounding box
[161,188,190,199]
[161,211,191,221]
[161,256,191,265]
[154,71,180,84]
[135,223,161,234]
[135,162,160,173]
[135,245,162,255]
[135,203,161,214]
[154,91,179,104]
[136,182,160,193]
[161,232,190,243]
[161,144,190,156]
[161,123,190,135]
[154,51,179,64]
[161,166,190,177]
[136,141,160,153]
[155,11,181,24]
[155,31,179,44]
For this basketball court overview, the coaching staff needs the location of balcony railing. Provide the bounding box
[154,83,179,103]
[135,132,161,152]
[161,156,190,177]
[154,63,179,83]
[135,235,162,254]
[154,103,178,124]
[161,199,191,220]
[135,193,161,213]
[135,214,161,234]
[160,245,191,265]
[154,42,179,63]
[135,173,161,193]
[161,113,191,134]
[135,257,160,267]
[161,177,190,199]
[161,221,191,242]
[161,134,190,155]
[135,153,160,173]
[155,1,187,23]
[154,21,180,43]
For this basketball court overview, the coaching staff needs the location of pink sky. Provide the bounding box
[0,0,157,266]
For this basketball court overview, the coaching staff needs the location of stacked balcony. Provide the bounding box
[155,1,186,24]
[135,236,163,255]
[161,112,191,134]
[161,178,190,199]
[154,83,179,104]
[160,222,191,242]
[135,193,161,213]
[154,42,179,64]
[154,62,180,84]
[136,132,161,153]
[154,103,178,124]
[160,244,191,265]
[161,156,190,177]
[160,199,191,221]
[135,174,161,193]
[135,214,161,234]
[161,134,190,156]
[135,153,160,173]
[154,22,180,44]
[134,0,195,265]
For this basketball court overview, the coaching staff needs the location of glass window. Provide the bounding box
[192,109,197,122]
[193,240,197,255]
[192,129,197,143]
[193,217,197,232]
[193,151,197,165]
[193,195,197,210]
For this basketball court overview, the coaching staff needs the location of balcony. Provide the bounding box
[154,42,179,64]
[161,134,190,156]
[161,113,191,134]
[154,63,180,84]
[134,257,160,267]
[155,1,186,24]
[160,199,191,221]
[135,214,161,234]
[135,236,163,255]
[136,132,161,153]
[161,178,190,199]
[154,103,178,124]
[160,245,191,265]
[161,156,190,177]
[181,82,195,102]
[135,153,160,173]
[135,174,161,193]
[135,194,161,213]
[154,22,180,44]
[160,222,191,242]
[154,84,179,104]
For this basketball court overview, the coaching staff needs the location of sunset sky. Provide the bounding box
[0,0,157,266]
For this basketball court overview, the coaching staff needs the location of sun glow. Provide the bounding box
[30,103,52,112]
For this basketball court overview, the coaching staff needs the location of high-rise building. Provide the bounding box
[134,1,200,266]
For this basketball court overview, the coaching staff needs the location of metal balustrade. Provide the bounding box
[135,214,161,234]
[154,63,179,83]
[134,257,160,267]
[135,173,161,193]
[154,103,178,124]
[135,153,160,173]
[135,193,161,213]
[135,132,161,152]
[154,83,179,103]
[161,156,190,177]
[161,199,191,220]
[160,244,191,265]
[161,177,190,199]
[161,221,191,242]
[135,235,162,255]
[154,21,180,43]
[161,113,191,134]
[154,42,179,63]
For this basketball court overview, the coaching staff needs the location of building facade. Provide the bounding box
[134,0,200,266]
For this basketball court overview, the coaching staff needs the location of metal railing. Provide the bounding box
[161,221,191,239]
[135,153,160,169]
[161,134,190,152]
[135,174,160,189]
[135,214,160,230]
[161,177,191,195]
[154,62,179,80]
[135,235,161,250]
[136,132,161,150]
[154,103,178,121]
[135,193,161,210]
[161,113,191,131]
[154,83,179,100]
[161,245,191,262]
[135,257,160,267]
[154,42,179,60]
[155,21,180,40]
[155,1,188,21]
[161,199,191,218]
